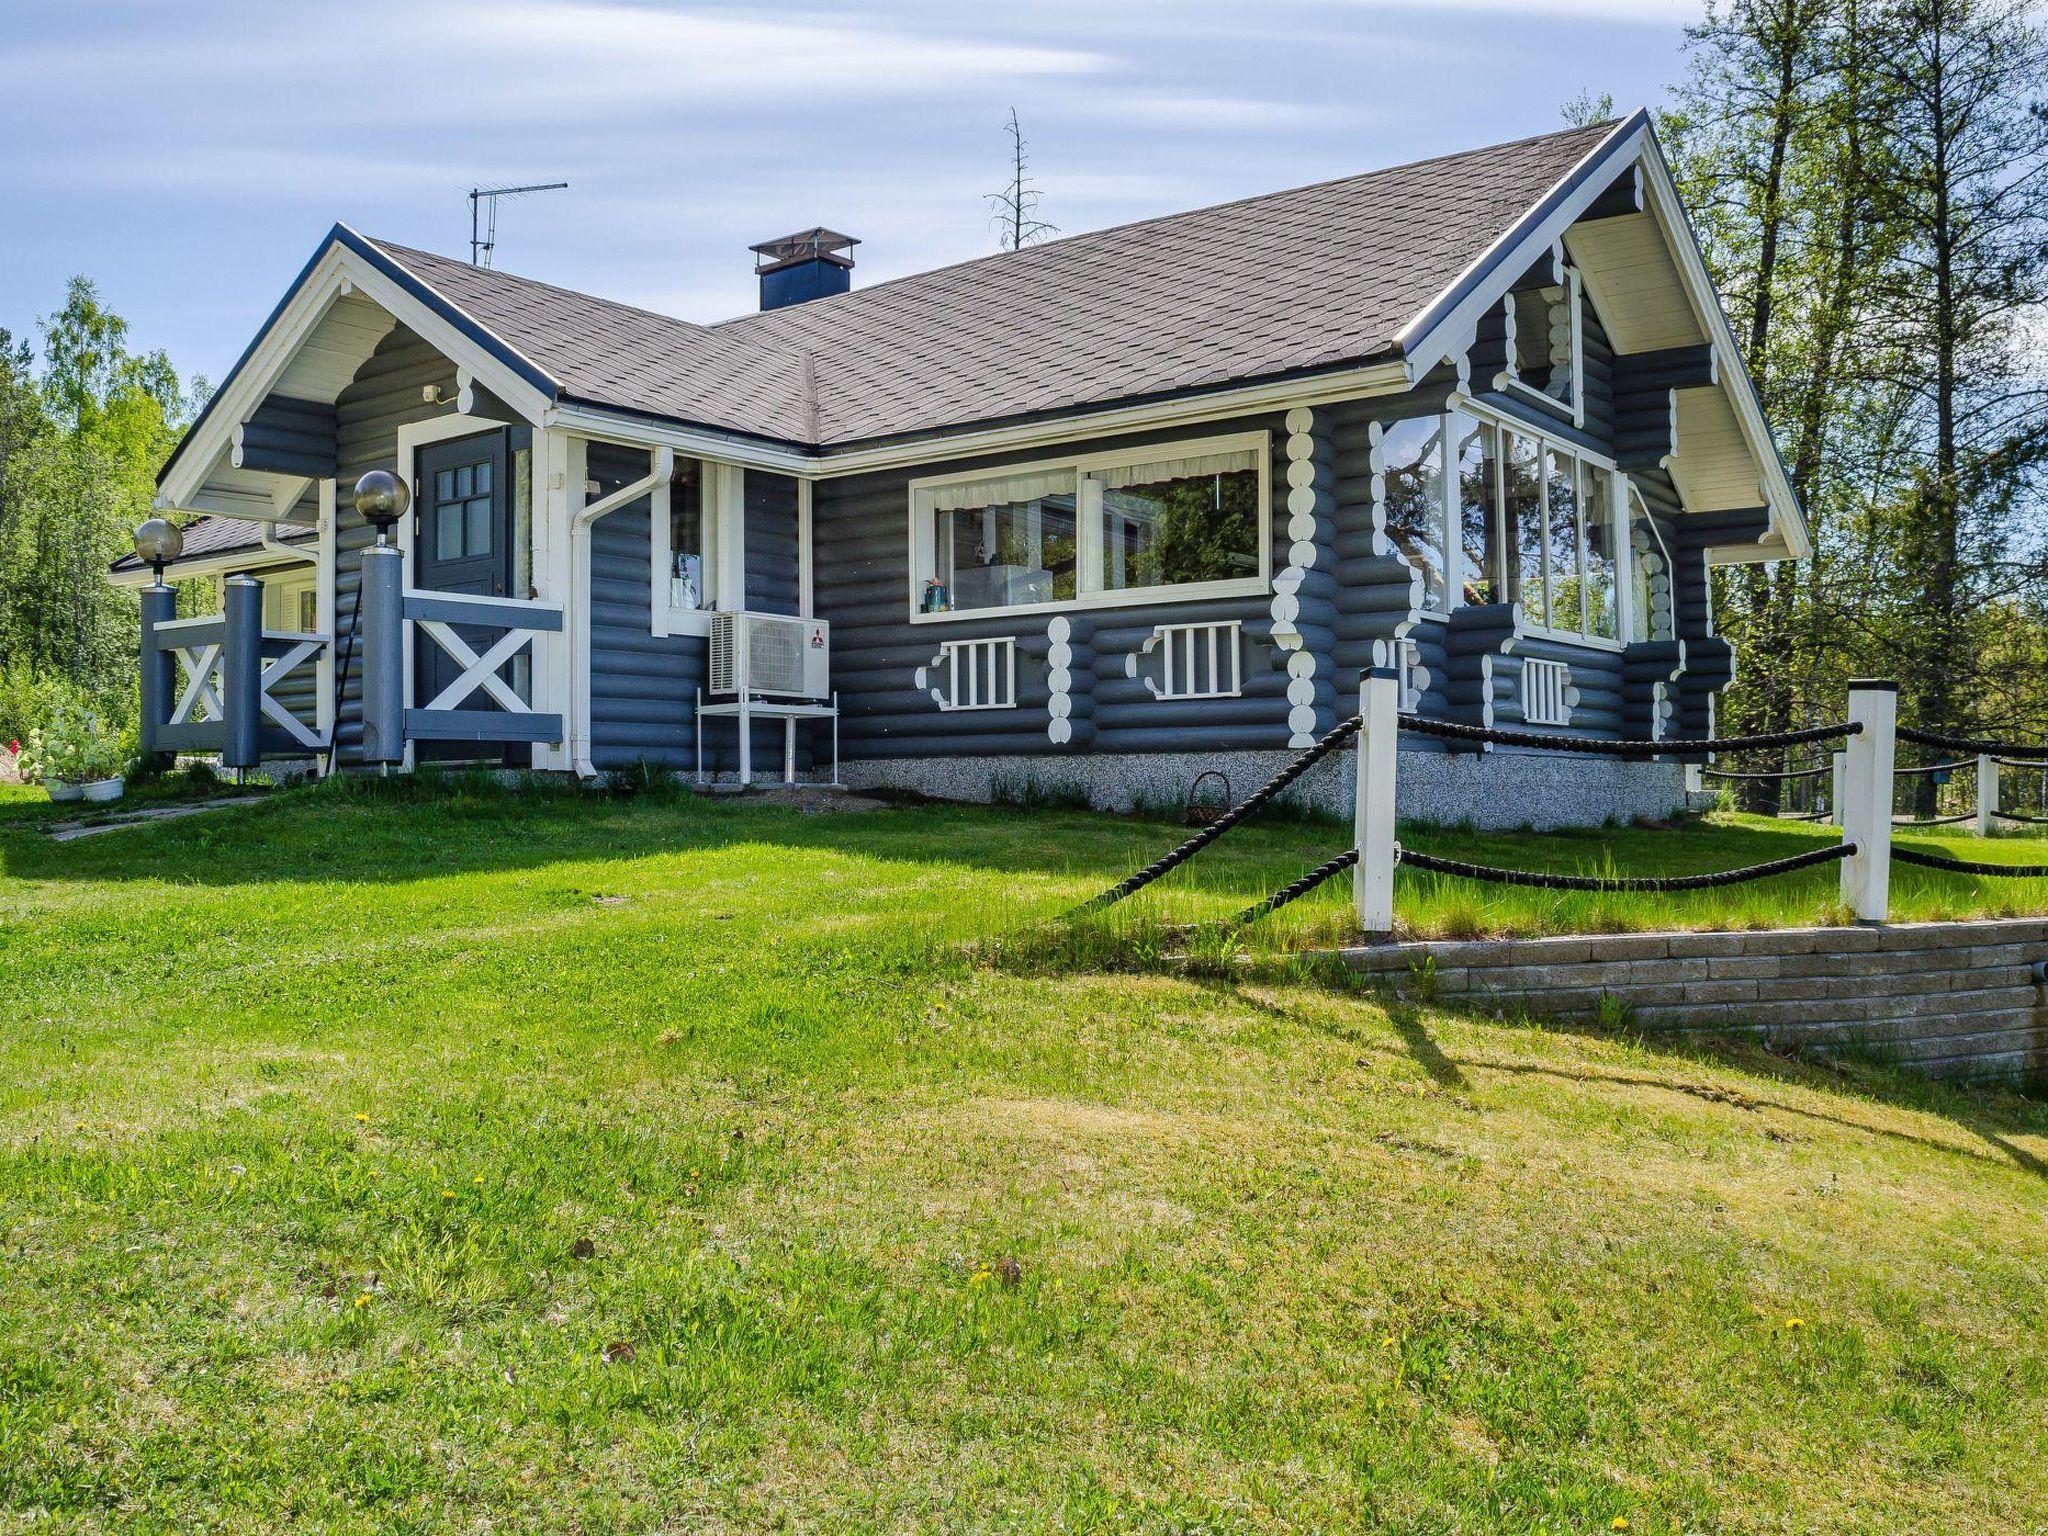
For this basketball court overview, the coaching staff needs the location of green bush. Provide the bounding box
[0,664,132,751]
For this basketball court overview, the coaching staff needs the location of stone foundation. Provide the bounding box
[1344,920,2048,1083]
[839,748,1706,830]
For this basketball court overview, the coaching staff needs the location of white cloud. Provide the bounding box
[1293,0,1699,21]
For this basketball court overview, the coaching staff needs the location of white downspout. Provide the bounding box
[569,445,674,778]
[259,526,317,564]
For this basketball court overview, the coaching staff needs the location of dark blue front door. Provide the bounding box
[414,431,513,761]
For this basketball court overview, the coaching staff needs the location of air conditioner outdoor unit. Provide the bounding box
[708,611,830,699]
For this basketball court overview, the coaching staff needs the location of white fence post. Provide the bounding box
[1839,680,1897,923]
[1830,751,1847,829]
[1353,669,1400,936]
[1977,752,1998,836]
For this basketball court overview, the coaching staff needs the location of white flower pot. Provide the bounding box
[46,778,84,802]
[81,777,124,803]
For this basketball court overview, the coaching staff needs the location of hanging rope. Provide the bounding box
[1892,759,1971,778]
[1223,848,1359,932]
[1893,812,1974,827]
[1068,713,1361,917]
[1393,841,1854,893]
[1893,846,2048,879]
[1701,762,1834,781]
[1898,725,2048,761]
[1399,715,1858,760]
[1995,809,2048,826]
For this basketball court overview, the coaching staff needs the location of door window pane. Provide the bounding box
[1506,432,1544,625]
[1097,457,1259,594]
[1455,414,1500,605]
[436,506,463,560]
[465,495,493,555]
[1381,416,1448,614]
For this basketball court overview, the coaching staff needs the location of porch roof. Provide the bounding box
[109,514,313,578]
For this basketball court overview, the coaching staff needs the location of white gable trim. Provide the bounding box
[157,239,556,516]
[1398,112,1807,564]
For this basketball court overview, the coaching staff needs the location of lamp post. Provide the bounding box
[354,470,411,767]
[133,518,184,764]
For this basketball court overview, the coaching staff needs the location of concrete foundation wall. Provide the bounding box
[1345,920,2048,1083]
[839,746,1702,828]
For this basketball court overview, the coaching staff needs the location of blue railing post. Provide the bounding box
[221,572,264,770]
[359,543,406,766]
[138,582,177,765]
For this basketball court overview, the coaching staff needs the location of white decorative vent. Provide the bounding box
[709,611,830,698]
[1522,657,1574,727]
[1141,621,1241,700]
[935,636,1016,712]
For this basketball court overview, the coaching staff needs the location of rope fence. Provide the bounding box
[1394,841,1855,894]
[1399,715,1857,759]
[1893,846,2048,879]
[1072,674,2048,939]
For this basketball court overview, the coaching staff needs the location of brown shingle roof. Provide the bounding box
[372,120,1616,450]
[110,514,314,573]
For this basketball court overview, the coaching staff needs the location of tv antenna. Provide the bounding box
[468,180,568,267]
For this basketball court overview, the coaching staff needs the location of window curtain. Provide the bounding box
[923,467,1074,513]
[1093,450,1253,490]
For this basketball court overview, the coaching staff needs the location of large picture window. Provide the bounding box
[911,433,1268,620]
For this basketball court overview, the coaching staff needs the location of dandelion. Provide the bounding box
[441,1189,455,1199]
[1382,1336,1398,1350]
[1612,1520,1630,1531]
[969,1267,992,1287]
[353,1112,369,1124]
[1784,1317,1806,1332]
[353,1294,372,1309]
[472,1174,484,1184]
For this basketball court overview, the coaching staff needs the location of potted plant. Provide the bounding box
[20,707,128,803]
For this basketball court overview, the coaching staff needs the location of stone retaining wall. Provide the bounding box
[1343,920,2048,1083]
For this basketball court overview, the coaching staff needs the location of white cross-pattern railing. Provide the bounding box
[402,590,564,745]
[170,641,224,726]
[259,633,327,749]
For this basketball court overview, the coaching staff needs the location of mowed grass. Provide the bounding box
[3,779,2048,1532]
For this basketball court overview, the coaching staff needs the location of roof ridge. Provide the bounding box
[711,117,1625,331]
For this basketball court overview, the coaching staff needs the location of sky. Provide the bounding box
[0,0,1707,391]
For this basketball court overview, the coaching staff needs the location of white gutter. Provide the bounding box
[260,525,317,565]
[543,358,1412,483]
[567,446,674,777]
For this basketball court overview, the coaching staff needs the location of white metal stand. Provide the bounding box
[695,688,841,789]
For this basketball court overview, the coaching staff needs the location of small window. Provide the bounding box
[1522,657,1573,726]
[937,637,1016,711]
[1094,452,1261,598]
[1149,621,1242,700]
[1509,270,1581,416]
[668,459,712,611]
[262,572,318,633]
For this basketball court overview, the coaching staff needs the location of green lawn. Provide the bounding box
[4,780,2048,1532]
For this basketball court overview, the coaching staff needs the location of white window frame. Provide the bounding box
[1501,267,1585,429]
[1454,399,1627,652]
[906,430,1272,624]
[1150,620,1243,700]
[261,567,320,633]
[651,459,742,638]
[936,636,1017,711]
